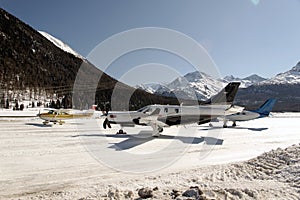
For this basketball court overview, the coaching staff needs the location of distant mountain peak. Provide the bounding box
[243,74,266,82]
[259,62,300,85]
[223,74,266,88]
[292,61,300,72]
[223,75,241,82]
[184,71,204,81]
[149,71,225,100]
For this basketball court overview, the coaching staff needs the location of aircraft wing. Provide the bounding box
[225,105,244,115]
[196,105,244,125]
[138,108,169,127]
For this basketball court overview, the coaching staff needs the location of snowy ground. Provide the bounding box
[0,112,299,199]
[0,109,39,118]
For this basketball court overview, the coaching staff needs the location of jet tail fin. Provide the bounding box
[253,98,276,116]
[205,82,240,105]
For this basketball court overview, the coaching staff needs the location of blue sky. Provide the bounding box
[1,0,300,85]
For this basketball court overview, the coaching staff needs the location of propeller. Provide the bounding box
[103,118,112,129]
[37,109,41,117]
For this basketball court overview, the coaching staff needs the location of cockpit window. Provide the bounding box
[143,108,150,113]
[137,106,152,114]
[137,106,147,112]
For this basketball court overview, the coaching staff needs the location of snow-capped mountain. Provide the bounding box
[154,71,225,100]
[223,74,266,88]
[234,62,300,111]
[39,31,84,59]
[136,83,162,94]
[139,71,268,100]
[259,62,300,85]
[151,63,300,109]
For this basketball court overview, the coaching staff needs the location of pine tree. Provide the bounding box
[0,94,4,108]
[14,99,19,110]
[5,98,9,109]
[56,99,61,109]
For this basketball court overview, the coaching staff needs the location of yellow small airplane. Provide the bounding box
[38,109,94,125]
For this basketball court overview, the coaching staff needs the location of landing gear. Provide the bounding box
[223,120,228,128]
[232,122,237,127]
[209,123,213,127]
[43,120,64,125]
[116,129,126,134]
[158,127,163,133]
[150,124,163,137]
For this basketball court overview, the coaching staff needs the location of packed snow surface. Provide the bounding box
[0,112,299,199]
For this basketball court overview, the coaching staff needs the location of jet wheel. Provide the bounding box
[117,130,126,134]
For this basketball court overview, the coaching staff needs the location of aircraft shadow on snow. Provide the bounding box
[72,130,224,151]
[25,122,52,127]
[199,126,268,132]
[25,122,86,127]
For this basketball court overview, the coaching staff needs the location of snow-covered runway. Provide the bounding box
[0,113,299,199]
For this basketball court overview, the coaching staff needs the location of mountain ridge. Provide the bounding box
[137,64,300,111]
[1,7,299,111]
[38,31,84,59]
[154,71,224,100]
[140,71,268,100]
[258,62,300,85]
[0,8,181,110]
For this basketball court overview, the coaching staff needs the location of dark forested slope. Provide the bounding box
[0,8,179,110]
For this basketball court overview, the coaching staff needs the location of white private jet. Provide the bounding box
[221,98,277,127]
[102,82,242,136]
